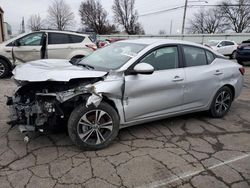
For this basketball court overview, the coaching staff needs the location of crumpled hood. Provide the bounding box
[12,59,107,82]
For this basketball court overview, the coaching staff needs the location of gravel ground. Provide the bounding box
[0,67,250,188]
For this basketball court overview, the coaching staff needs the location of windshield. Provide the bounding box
[78,42,146,69]
[207,41,219,46]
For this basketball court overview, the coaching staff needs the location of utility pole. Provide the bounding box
[181,0,188,34]
[170,20,173,35]
[21,17,25,34]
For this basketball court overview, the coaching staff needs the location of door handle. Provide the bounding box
[172,76,184,82]
[214,70,223,75]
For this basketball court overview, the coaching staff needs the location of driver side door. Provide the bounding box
[13,32,45,63]
[123,45,185,122]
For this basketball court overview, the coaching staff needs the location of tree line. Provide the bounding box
[27,0,250,35]
[188,0,250,34]
[27,0,144,35]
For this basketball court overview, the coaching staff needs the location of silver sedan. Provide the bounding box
[9,39,244,149]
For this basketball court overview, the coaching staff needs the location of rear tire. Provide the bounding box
[230,51,236,59]
[209,86,233,118]
[68,102,120,150]
[237,60,244,65]
[0,59,10,78]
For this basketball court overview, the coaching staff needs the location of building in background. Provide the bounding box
[4,22,12,40]
[0,7,4,43]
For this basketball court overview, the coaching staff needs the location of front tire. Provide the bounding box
[210,86,233,118]
[68,102,120,150]
[0,59,10,78]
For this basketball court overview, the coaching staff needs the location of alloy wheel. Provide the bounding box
[215,91,231,115]
[0,63,5,77]
[77,110,113,145]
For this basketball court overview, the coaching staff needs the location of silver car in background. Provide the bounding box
[7,39,244,150]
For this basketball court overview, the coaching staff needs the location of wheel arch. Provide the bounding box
[223,84,235,100]
[61,93,121,120]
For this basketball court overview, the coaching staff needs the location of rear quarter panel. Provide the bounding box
[214,59,243,99]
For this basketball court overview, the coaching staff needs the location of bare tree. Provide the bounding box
[188,8,227,34]
[112,0,144,34]
[27,14,45,31]
[79,0,117,34]
[47,0,75,30]
[220,0,250,33]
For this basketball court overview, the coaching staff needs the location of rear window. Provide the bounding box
[183,46,207,67]
[70,35,84,43]
[48,33,84,44]
[225,41,234,46]
[242,40,250,44]
[206,50,215,64]
[48,33,70,44]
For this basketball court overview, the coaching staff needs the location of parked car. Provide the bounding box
[97,38,126,48]
[0,30,97,78]
[236,39,250,65]
[7,39,244,150]
[205,40,238,59]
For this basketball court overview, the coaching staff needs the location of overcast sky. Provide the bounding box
[0,0,220,34]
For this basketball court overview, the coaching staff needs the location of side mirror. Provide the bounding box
[14,40,21,47]
[133,63,154,75]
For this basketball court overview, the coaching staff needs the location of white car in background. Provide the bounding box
[0,30,97,78]
[205,40,238,59]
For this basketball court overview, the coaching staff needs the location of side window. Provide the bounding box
[18,33,44,46]
[206,50,215,64]
[140,46,179,70]
[218,41,226,47]
[70,35,84,43]
[48,33,71,44]
[225,41,234,46]
[183,46,207,67]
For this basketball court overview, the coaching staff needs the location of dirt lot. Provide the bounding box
[0,67,250,188]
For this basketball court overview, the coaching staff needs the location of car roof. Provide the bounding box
[118,38,207,48]
[209,39,234,42]
[38,30,90,37]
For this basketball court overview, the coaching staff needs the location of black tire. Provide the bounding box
[0,59,10,78]
[230,51,236,59]
[237,59,244,65]
[210,86,233,118]
[68,102,120,150]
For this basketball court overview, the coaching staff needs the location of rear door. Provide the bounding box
[224,41,236,55]
[182,45,222,110]
[124,45,185,122]
[13,32,45,62]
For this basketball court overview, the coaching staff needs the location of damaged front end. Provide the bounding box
[7,70,125,143]
[6,78,103,140]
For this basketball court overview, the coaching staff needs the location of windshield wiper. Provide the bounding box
[78,63,95,70]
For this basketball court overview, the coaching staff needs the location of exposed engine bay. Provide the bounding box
[7,78,105,137]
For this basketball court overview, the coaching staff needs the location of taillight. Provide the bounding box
[86,44,97,51]
[239,67,245,75]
